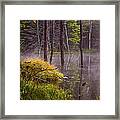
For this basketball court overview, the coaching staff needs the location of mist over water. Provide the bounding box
[21,51,100,100]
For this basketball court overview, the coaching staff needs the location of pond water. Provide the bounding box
[50,52,100,100]
[21,51,100,100]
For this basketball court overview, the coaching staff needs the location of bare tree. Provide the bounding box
[88,20,93,72]
[79,20,83,99]
[88,20,93,50]
[79,20,83,68]
[44,20,48,61]
[60,20,64,71]
[50,20,54,64]
[88,20,93,98]
[36,20,41,56]
[64,20,70,52]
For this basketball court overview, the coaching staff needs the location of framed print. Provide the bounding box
[0,0,119,119]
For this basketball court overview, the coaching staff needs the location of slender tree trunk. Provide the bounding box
[50,20,54,64]
[64,20,70,52]
[88,20,93,98]
[37,20,41,56]
[60,21,64,71]
[88,20,93,50]
[64,20,70,71]
[80,20,83,68]
[44,20,48,61]
[79,20,83,99]
[88,21,92,71]
[47,21,51,51]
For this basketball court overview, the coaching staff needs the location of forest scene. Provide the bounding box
[20,20,100,100]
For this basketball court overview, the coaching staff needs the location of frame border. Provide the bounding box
[0,0,119,119]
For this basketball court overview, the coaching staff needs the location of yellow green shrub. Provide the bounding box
[20,79,72,100]
[20,58,64,84]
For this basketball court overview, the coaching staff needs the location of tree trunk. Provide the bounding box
[64,20,70,52]
[88,20,92,50]
[79,20,83,99]
[88,20,92,71]
[60,21,64,71]
[50,20,54,64]
[44,20,48,61]
[80,20,83,68]
[64,20,70,71]
[36,20,41,56]
[88,20,93,98]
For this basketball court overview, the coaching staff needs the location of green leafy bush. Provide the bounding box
[20,79,72,100]
[20,58,72,100]
[20,58,64,84]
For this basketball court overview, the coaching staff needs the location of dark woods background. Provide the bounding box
[20,20,99,57]
[20,20,100,100]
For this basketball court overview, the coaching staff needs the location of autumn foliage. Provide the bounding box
[20,58,72,100]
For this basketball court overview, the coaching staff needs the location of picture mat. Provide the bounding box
[5,5,115,115]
